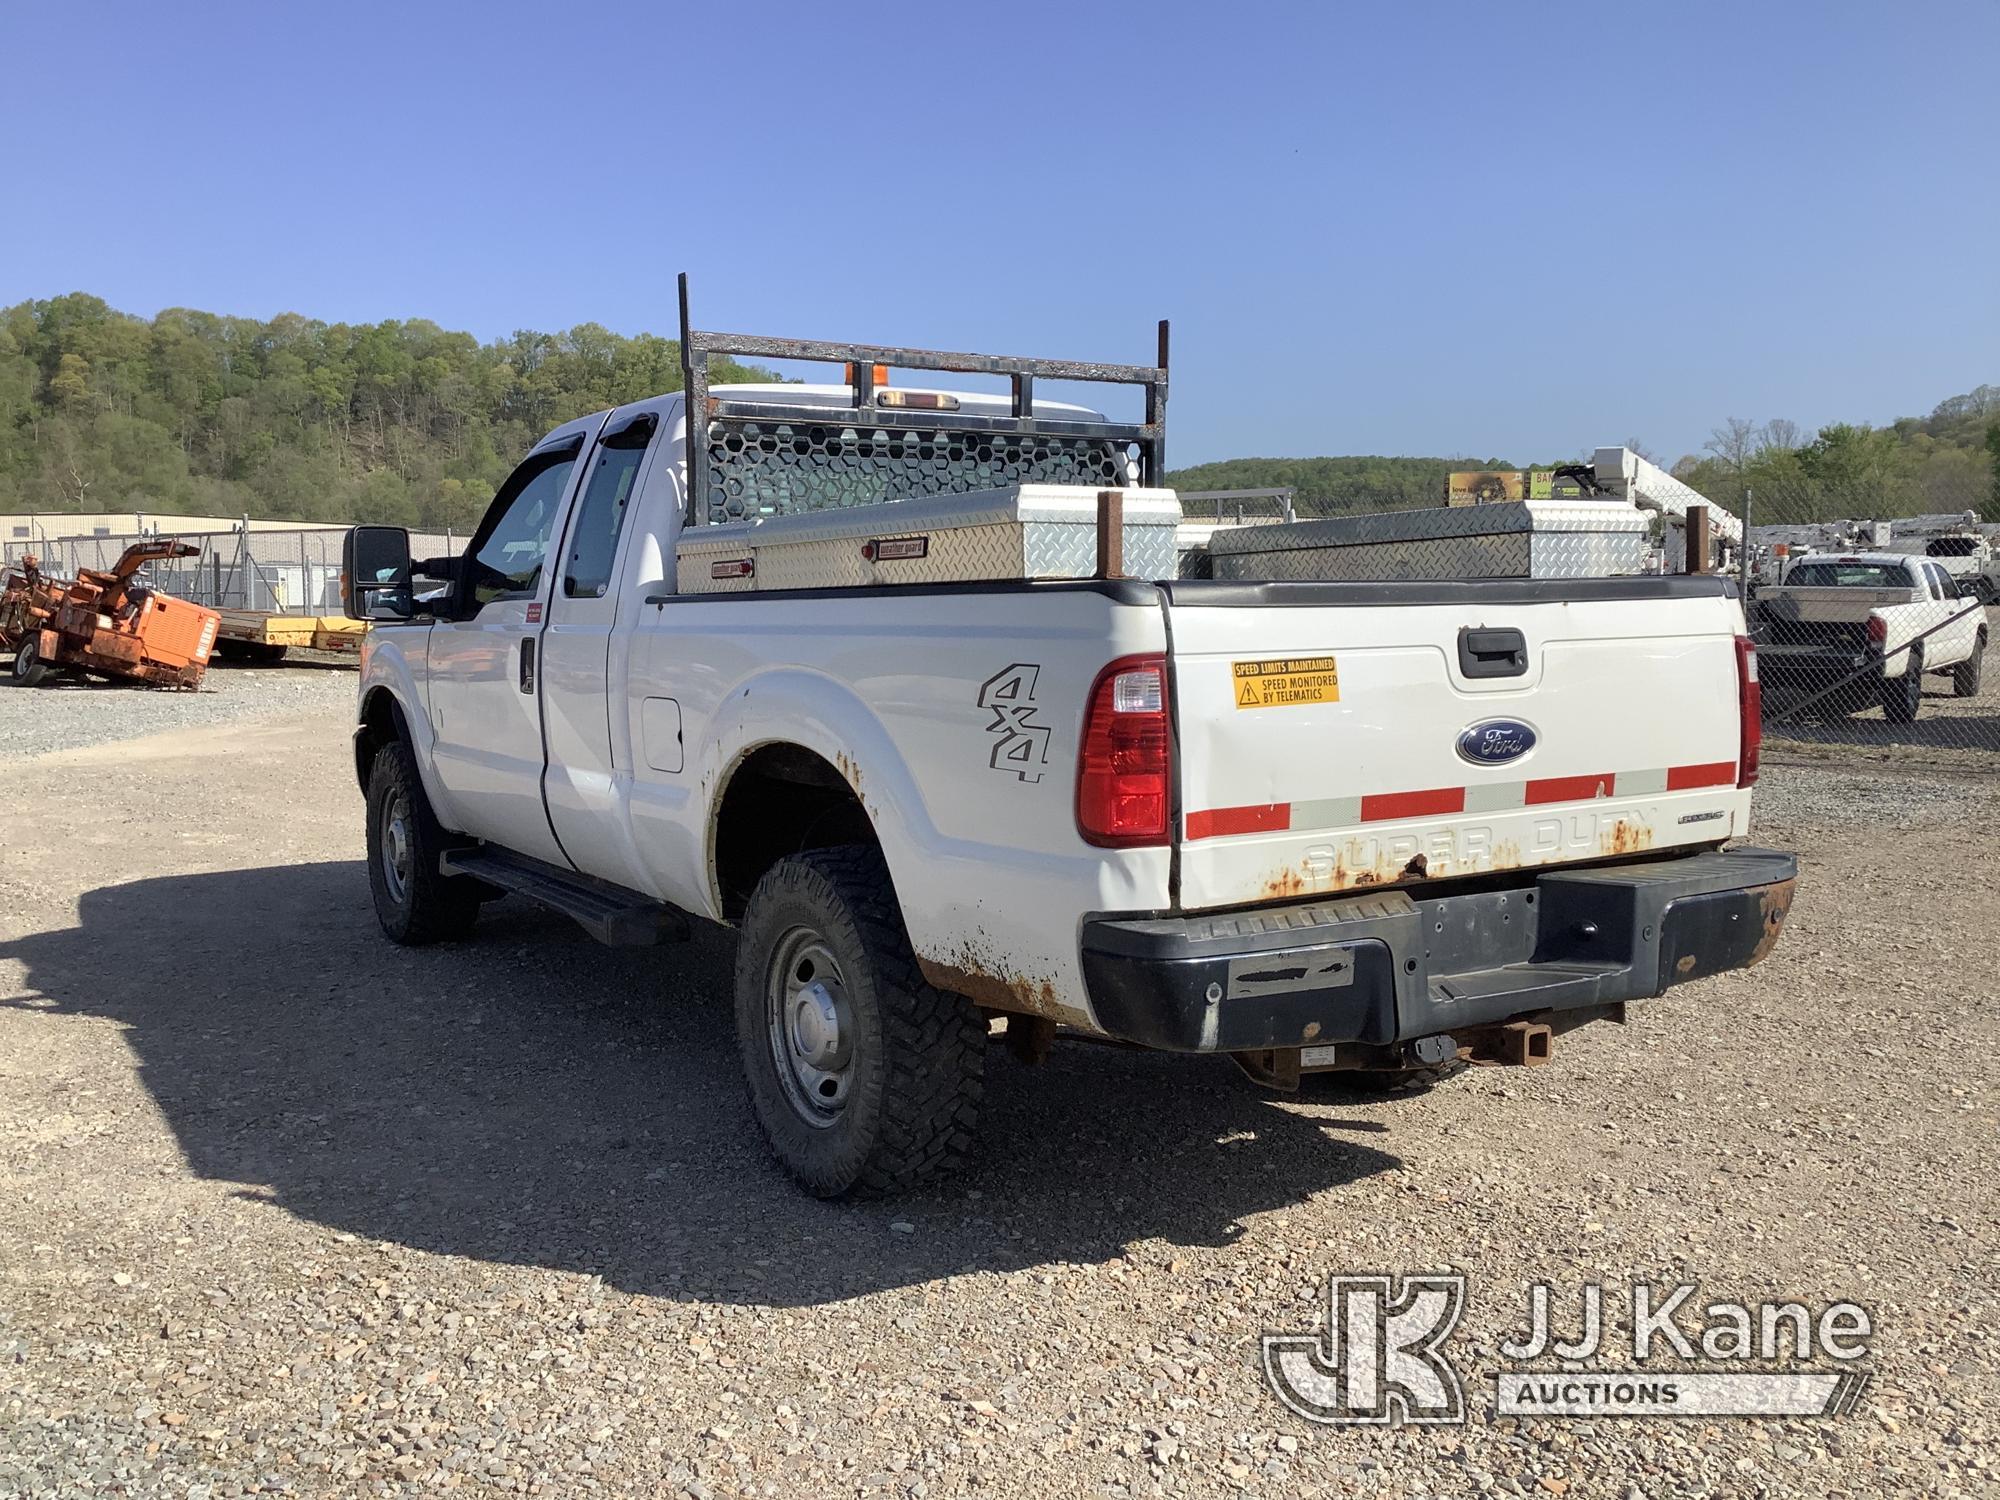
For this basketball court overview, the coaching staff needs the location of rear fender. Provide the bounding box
[696,668,929,923]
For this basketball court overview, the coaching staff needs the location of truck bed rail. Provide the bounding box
[677,273,1168,526]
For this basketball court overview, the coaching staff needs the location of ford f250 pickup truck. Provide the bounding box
[1753,552,1987,721]
[342,283,1797,1197]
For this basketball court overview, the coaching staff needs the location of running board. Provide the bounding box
[441,846,691,947]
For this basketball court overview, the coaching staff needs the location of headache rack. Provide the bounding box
[677,273,1168,527]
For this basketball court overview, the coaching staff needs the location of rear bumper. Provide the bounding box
[1078,847,1798,1054]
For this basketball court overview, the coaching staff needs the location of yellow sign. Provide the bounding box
[1233,656,1340,709]
[1447,470,1525,505]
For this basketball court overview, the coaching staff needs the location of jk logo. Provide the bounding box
[1262,1273,1467,1425]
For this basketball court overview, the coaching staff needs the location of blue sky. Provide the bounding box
[3,1,1994,468]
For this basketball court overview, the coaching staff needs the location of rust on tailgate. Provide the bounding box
[1599,818,1656,857]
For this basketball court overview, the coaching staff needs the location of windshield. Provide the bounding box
[1925,537,1980,557]
[1784,561,1909,588]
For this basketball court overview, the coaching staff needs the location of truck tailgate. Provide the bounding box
[1163,581,1752,911]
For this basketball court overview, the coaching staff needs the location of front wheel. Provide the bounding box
[364,738,483,944]
[1880,646,1924,724]
[9,634,52,687]
[734,846,984,1198]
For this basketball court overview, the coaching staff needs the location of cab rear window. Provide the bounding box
[1785,562,1907,588]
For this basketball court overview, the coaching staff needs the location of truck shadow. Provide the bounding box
[2,863,1400,1306]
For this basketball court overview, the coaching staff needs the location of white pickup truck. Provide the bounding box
[1753,552,1987,721]
[343,291,1796,1196]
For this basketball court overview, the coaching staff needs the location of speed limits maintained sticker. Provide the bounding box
[1233,656,1340,709]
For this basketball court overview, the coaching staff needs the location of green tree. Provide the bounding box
[0,293,783,524]
[1985,422,2000,523]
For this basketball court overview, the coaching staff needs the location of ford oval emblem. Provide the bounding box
[1457,718,1537,765]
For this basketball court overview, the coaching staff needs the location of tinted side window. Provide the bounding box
[465,447,579,610]
[564,414,657,598]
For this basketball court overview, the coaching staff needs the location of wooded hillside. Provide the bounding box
[4,292,1993,527]
[0,293,773,529]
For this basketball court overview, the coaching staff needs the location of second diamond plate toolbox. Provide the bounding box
[1204,500,1652,582]
[673,485,1183,594]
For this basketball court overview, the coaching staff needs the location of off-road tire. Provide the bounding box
[734,846,984,1198]
[1953,634,1986,698]
[1880,645,1924,724]
[9,635,51,687]
[365,737,482,945]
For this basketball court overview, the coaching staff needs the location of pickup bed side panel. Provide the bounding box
[624,587,1171,1026]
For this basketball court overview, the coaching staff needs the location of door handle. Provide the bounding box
[1458,626,1528,678]
[519,637,536,694]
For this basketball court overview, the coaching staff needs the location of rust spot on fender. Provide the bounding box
[835,750,864,796]
[917,942,1091,1029]
[1675,953,1698,975]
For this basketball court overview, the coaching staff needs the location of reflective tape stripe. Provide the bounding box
[1666,760,1736,790]
[1525,773,1616,804]
[1184,803,1290,840]
[1185,762,1741,842]
[1359,786,1465,822]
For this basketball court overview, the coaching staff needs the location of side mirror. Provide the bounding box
[343,526,413,621]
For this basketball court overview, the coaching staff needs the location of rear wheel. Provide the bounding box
[734,846,984,1197]
[365,738,482,944]
[1880,645,1924,723]
[9,634,51,687]
[1953,633,1986,698]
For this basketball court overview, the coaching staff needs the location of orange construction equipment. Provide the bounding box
[2,541,221,689]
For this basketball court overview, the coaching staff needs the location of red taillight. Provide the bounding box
[1735,634,1761,788]
[1866,614,1888,645]
[1076,654,1172,847]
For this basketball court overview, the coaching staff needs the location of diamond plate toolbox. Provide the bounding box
[1205,499,1651,582]
[674,485,1182,594]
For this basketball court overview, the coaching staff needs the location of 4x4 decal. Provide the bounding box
[978,663,1051,782]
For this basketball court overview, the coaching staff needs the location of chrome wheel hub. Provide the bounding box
[380,793,412,905]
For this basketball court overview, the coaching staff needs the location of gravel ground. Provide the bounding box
[0,675,1994,1499]
[0,658,357,761]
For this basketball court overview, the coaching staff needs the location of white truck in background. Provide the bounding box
[1753,552,1987,719]
[1881,515,2000,605]
[342,284,1796,1197]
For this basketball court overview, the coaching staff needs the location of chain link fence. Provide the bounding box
[9,485,1995,762]
[1,527,466,615]
[1733,478,1998,763]
[1181,478,1998,765]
